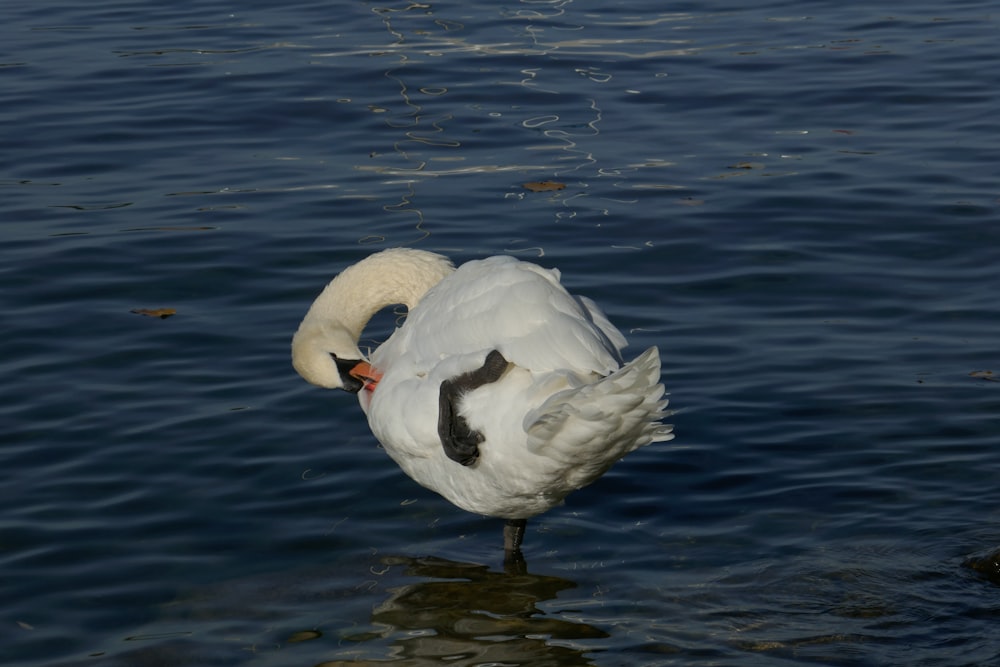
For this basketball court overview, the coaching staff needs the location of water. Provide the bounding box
[2,1,999,665]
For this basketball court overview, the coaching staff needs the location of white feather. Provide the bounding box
[293,248,674,520]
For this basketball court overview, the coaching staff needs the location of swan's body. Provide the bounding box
[292,248,673,558]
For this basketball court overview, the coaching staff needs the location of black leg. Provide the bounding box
[503,519,527,573]
[504,518,526,552]
[438,350,508,466]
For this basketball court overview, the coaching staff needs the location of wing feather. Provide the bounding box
[374,255,624,376]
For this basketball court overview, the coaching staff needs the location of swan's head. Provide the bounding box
[291,247,454,393]
[291,322,381,393]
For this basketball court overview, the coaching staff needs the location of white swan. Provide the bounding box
[292,248,673,562]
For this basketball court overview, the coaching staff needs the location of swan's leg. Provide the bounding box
[504,518,526,552]
[503,519,527,572]
[438,350,508,466]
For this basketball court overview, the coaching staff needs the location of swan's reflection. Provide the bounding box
[362,555,607,666]
[74,554,607,667]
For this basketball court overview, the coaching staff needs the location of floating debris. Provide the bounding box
[523,181,566,192]
[131,308,177,319]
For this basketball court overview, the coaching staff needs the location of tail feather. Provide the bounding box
[525,346,673,489]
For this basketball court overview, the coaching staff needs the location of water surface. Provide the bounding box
[2,1,999,665]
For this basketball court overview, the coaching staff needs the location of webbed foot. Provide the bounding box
[438,350,508,466]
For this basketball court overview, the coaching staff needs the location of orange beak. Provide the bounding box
[348,361,383,391]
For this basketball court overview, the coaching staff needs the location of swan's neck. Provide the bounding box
[309,248,454,339]
[292,248,454,388]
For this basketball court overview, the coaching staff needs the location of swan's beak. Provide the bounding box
[333,356,381,393]
[348,361,383,392]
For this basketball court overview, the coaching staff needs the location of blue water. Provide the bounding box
[3,1,999,665]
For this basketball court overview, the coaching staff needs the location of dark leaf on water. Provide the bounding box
[131,308,177,319]
[523,181,566,192]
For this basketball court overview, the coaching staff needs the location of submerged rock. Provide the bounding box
[963,548,1000,585]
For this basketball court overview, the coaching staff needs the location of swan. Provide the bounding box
[292,248,673,563]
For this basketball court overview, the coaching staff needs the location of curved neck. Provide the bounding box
[292,248,456,389]
[303,248,455,343]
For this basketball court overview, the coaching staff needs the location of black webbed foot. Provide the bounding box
[440,409,484,466]
[438,350,508,466]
